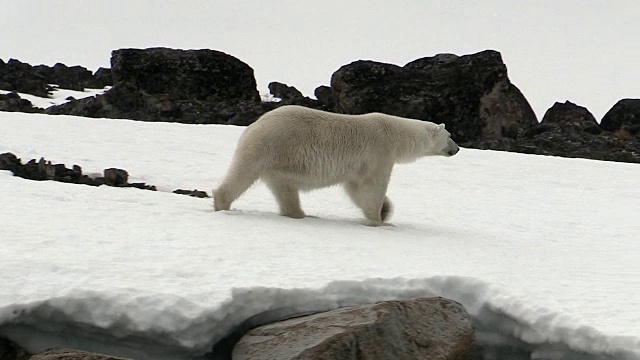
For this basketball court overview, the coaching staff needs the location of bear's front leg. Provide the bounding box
[345,176,392,224]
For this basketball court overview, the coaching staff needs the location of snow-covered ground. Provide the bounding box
[0,112,638,359]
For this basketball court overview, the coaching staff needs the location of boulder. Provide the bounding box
[30,348,132,360]
[47,48,268,124]
[268,81,304,101]
[326,50,538,143]
[600,99,640,139]
[0,58,50,97]
[0,336,30,360]
[313,85,335,109]
[539,100,601,134]
[469,101,640,163]
[232,297,474,360]
[0,92,42,113]
[111,47,260,103]
[103,168,128,186]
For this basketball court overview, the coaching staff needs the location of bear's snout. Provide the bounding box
[446,139,460,156]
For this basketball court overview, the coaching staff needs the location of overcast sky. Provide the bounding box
[1,0,638,120]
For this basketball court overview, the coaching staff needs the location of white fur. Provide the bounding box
[213,105,459,224]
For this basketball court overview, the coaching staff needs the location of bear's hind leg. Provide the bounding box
[265,179,305,219]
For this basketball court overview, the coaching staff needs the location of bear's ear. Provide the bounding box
[431,123,445,134]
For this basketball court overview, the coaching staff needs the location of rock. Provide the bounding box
[103,168,128,186]
[47,47,266,123]
[232,297,474,360]
[0,336,30,360]
[30,348,132,360]
[467,101,640,163]
[0,152,159,188]
[111,47,259,102]
[92,67,113,88]
[327,50,538,143]
[0,152,21,171]
[268,82,304,101]
[0,57,113,96]
[173,189,210,198]
[539,100,601,134]
[600,99,640,139]
[0,58,50,97]
[0,92,42,113]
[314,85,335,109]
[33,63,94,91]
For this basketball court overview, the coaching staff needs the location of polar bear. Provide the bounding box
[213,105,459,224]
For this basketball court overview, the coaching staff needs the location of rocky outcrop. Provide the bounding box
[323,50,538,143]
[0,152,214,197]
[32,63,106,91]
[0,58,51,97]
[0,92,43,113]
[0,58,110,97]
[0,152,156,190]
[600,98,640,139]
[467,101,640,163]
[232,297,474,360]
[46,48,273,124]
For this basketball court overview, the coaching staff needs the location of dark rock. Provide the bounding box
[111,47,259,102]
[33,63,94,91]
[314,85,335,109]
[30,348,132,360]
[328,50,538,143]
[0,92,42,113]
[0,57,112,97]
[0,152,159,189]
[173,189,210,198]
[0,58,50,97]
[47,47,267,123]
[268,81,303,101]
[0,336,30,360]
[92,67,113,88]
[128,182,157,191]
[232,297,474,360]
[0,152,21,171]
[540,100,601,134]
[467,101,640,163]
[103,168,128,186]
[600,99,640,139]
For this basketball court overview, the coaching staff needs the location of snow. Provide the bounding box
[0,111,638,359]
[0,85,110,109]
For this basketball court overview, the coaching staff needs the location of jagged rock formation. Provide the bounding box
[322,50,538,144]
[46,48,280,124]
[0,58,110,97]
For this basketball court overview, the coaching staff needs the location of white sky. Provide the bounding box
[1,1,639,119]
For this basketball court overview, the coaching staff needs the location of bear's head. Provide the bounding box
[429,123,459,157]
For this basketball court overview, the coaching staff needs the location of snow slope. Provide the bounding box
[0,112,638,359]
